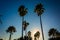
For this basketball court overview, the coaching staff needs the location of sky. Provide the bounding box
[0,0,60,40]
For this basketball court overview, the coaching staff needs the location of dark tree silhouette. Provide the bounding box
[48,28,58,38]
[6,26,16,40]
[36,31,40,40]
[34,3,45,40]
[23,21,29,36]
[34,32,37,40]
[34,31,40,40]
[48,28,60,40]
[24,36,28,40]
[28,31,32,40]
[18,5,27,39]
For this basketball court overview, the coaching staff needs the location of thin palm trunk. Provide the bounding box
[22,16,24,39]
[40,15,44,40]
[9,33,12,40]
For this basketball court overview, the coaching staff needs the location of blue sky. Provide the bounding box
[0,0,60,40]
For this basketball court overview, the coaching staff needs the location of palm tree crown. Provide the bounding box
[6,26,16,34]
[6,26,16,40]
[23,21,29,30]
[34,31,40,40]
[36,31,40,39]
[48,28,58,38]
[18,5,27,16]
[34,3,44,16]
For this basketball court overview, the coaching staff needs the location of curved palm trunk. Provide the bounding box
[40,15,44,40]
[22,16,24,39]
[9,33,12,40]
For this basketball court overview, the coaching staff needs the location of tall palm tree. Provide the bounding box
[23,21,29,36]
[48,28,58,38]
[6,26,16,40]
[34,3,45,40]
[18,5,27,38]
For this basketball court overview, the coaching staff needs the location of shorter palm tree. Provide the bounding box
[28,31,32,40]
[23,21,29,30]
[34,31,40,40]
[23,21,29,36]
[34,33,37,40]
[6,26,16,40]
[48,28,60,40]
[36,31,40,40]
[48,28,59,38]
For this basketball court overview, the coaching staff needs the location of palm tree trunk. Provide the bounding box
[22,16,24,39]
[9,33,12,40]
[40,15,44,40]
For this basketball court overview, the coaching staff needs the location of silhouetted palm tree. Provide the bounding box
[36,31,40,40]
[23,21,29,36]
[48,28,58,38]
[34,3,45,40]
[28,31,32,40]
[34,33,37,40]
[18,5,27,38]
[48,28,60,40]
[6,26,16,40]
[34,31,40,40]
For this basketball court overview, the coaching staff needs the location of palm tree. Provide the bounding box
[23,21,29,36]
[6,26,16,40]
[48,28,58,38]
[48,28,60,40]
[28,31,32,40]
[34,31,40,40]
[34,3,45,40]
[18,5,27,38]
[36,31,40,40]
[34,33,37,40]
